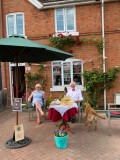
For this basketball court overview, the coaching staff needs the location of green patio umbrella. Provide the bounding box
[0,34,73,124]
[0,35,73,148]
[0,35,73,63]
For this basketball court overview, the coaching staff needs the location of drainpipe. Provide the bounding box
[101,0,106,110]
[0,0,7,89]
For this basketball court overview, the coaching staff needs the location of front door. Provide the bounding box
[9,63,25,105]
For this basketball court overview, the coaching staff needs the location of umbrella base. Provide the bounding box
[5,137,31,149]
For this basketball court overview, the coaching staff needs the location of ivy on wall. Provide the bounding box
[49,33,103,54]
[24,65,47,92]
[83,67,120,108]
[48,33,120,109]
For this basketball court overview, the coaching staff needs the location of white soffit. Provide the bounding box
[28,0,43,9]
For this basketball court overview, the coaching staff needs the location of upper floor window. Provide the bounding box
[55,7,76,33]
[52,59,83,87]
[6,13,25,37]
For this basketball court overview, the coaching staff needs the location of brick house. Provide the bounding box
[0,0,120,108]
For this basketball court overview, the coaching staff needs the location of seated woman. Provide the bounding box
[28,83,45,124]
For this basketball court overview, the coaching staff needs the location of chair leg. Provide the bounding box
[108,109,111,136]
[78,110,80,123]
[78,107,82,123]
[29,108,35,121]
[108,118,111,136]
[29,109,30,121]
[81,108,83,122]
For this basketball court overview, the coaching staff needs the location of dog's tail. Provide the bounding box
[93,112,106,119]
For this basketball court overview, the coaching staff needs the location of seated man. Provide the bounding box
[66,81,83,122]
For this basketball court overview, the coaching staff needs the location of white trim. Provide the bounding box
[28,0,43,9]
[55,8,65,32]
[51,59,83,90]
[10,63,25,67]
[65,58,81,62]
[40,1,98,10]
[65,7,76,32]
[55,32,79,36]
[28,0,118,10]
[55,7,76,33]
[6,12,25,37]
[50,85,85,92]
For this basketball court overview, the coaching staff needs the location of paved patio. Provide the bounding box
[0,109,120,160]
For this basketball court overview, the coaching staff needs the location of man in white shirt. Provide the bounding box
[66,81,83,122]
[66,81,83,102]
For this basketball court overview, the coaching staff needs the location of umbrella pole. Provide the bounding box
[13,58,19,141]
[16,60,19,125]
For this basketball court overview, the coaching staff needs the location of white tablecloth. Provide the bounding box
[49,103,78,117]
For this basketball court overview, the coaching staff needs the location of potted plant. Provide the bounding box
[54,127,70,149]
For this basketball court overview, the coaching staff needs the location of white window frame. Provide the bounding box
[6,12,25,37]
[55,7,77,34]
[50,59,84,91]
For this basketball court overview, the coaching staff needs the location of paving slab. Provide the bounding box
[0,109,120,160]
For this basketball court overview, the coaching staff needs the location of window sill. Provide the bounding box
[50,85,85,92]
[55,32,79,36]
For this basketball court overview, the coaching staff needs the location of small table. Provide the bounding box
[48,103,78,131]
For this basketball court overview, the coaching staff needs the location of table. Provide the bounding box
[48,103,78,131]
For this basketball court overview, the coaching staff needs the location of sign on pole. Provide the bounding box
[12,98,22,112]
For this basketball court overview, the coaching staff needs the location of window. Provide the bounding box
[52,59,83,87]
[55,7,76,32]
[6,13,25,37]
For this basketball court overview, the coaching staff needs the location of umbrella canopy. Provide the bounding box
[0,34,73,126]
[0,35,73,63]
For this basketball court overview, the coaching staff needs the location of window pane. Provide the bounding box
[56,9,64,31]
[7,15,14,36]
[16,14,23,35]
[56,13,63,21]
[73,61,82,85]
[53,62,62,86]
[67,20,74,30]
[57,21,64,31]
[66,8,74,31]
[63,62,71,85]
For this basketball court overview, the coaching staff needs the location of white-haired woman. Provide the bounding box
[28,83,45,124]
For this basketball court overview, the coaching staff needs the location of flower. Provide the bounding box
[48,33,78,50]
[54,127,70,137]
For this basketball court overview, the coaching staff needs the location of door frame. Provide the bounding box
[9,62,25,106]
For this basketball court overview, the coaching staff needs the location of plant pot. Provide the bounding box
[54,135,68,149]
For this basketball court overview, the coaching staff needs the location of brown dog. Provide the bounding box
[83,102,106,132]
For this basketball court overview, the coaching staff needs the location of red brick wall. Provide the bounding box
[1,0,120,105]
